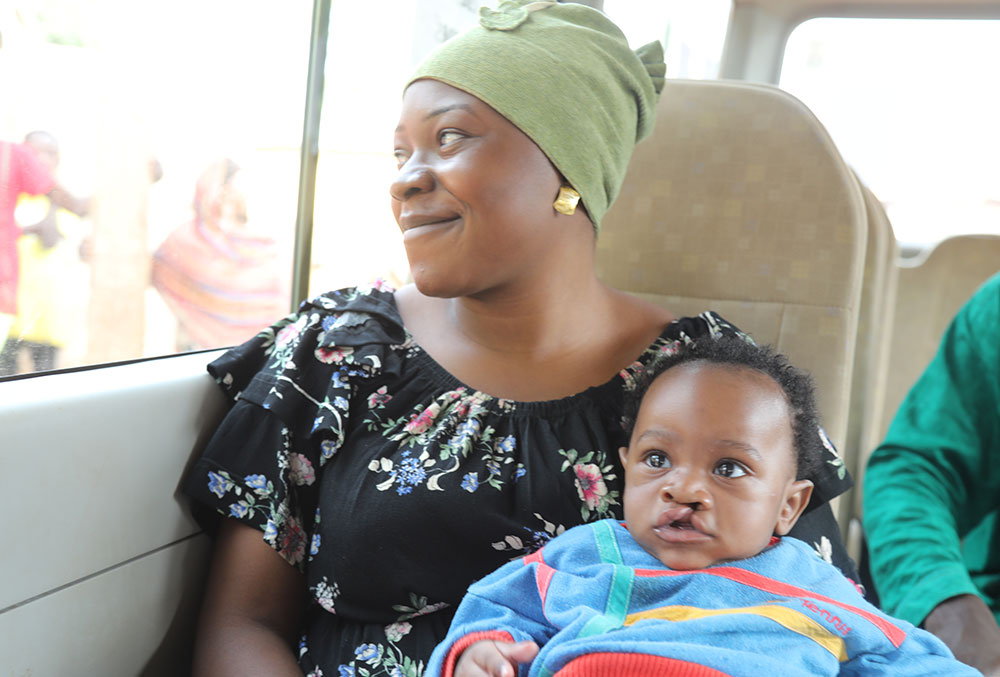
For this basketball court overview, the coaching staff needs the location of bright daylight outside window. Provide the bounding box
[780,18,1000,253]
[0,0,310,378]
[0,0,733,379]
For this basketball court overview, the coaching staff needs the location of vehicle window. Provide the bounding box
[605,0,731,79]
[780,18,1000,251]
[0,0,311,377]
[1,0,733,379]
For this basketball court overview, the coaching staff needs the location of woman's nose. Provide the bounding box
[390,157,435,202]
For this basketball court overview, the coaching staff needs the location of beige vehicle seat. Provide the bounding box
[845,181,897,489]
[843,181,899,559]
[597,79,867,523]
[878,234,1000,444]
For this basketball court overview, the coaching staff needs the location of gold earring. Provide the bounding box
[553,185,580,215]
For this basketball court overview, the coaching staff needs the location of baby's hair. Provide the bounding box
[624,337,824,481]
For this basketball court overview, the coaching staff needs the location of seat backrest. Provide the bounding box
[0,351,226,675]
[597,79,867,475]
[878,235,1000,443]
[846,182,898,481]
[843,180,899,548]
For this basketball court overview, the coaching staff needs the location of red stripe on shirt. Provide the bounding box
[632,565,906,647]
[441,630,515,677]
[524,547,556,607]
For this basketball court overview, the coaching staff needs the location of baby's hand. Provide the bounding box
[454,639,540,677]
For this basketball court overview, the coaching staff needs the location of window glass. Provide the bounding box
[605,0,731,79]
[0,0,310,377]
[780,18,1000,250]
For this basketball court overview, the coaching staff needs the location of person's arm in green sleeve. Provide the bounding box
[864,274,1000,675]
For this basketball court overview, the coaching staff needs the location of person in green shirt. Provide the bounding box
[864,271,1000,676]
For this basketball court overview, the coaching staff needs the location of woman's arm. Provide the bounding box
[192,518,307,676]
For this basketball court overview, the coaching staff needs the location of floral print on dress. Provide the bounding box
[368,388,527,494]
[558,448,620,521]
[493,513,568,558]
[312,575,340,613]
[391,593,450,621]
[813,535,834,564]
[201,427,311,568]
[338,624,423,677]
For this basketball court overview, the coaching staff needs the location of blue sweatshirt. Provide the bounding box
[428,519,976,676]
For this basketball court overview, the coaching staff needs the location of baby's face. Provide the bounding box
[619,362,813,570]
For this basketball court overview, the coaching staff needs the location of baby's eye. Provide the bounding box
[393,150,409,169]
[714,460,747,478]
[643,452,669,469]
[439,130,464,146]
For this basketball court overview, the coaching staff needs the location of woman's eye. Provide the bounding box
[715,460,747,478]
[439,130,464,146]
[393,150,408,168]
[644,452,669,469]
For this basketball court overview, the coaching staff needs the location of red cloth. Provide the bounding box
[0,142,56,315]
[556,652,732,676]
[441,630,515,677]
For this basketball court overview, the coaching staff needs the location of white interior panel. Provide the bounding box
[0,535,212,676]
[0,350,225,610]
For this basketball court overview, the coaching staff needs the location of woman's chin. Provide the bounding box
[408,268,465,299]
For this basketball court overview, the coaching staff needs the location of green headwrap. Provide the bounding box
[407,0,665,229]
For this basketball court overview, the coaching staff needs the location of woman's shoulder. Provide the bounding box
[662,310,750,343]
[208,280,408,401]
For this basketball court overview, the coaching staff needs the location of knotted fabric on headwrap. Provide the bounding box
[407,0,665,229]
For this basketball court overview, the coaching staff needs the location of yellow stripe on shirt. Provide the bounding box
[624,604,848,662]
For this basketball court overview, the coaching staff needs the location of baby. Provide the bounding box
[426,338,977,676]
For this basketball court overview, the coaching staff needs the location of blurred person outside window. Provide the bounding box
[151,158,290,351]
[0,131,90,374]
[1,137,56,349]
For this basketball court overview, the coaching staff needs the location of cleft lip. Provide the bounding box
[654,505,710,537]
[655,505,694,528]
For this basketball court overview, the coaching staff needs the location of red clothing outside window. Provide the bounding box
[0,141,56,315]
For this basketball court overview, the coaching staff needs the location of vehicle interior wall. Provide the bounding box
[0,350,226,674]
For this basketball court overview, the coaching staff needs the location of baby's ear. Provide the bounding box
[618,446,629,466]
[775,479,813,536]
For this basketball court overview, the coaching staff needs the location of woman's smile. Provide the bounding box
[400,214,463,242]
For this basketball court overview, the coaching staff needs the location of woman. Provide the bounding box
[183,3,856,675]
[152,158,290,350]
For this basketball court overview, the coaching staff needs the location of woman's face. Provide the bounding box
[390,79,564,298]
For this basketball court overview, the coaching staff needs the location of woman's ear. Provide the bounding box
[774,479,814,536]
[618,445,629,467]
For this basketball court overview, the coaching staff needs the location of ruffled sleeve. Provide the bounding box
[181,283,406,569]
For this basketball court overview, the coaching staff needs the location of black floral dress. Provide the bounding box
[182,281,856,677]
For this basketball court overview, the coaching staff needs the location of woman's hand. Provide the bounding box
[454,639,540,677]
[923,594,1000,676]
[191,518,307,676]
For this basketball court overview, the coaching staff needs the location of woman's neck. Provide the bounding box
[396,271,671,401]
[448,270,609,358]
